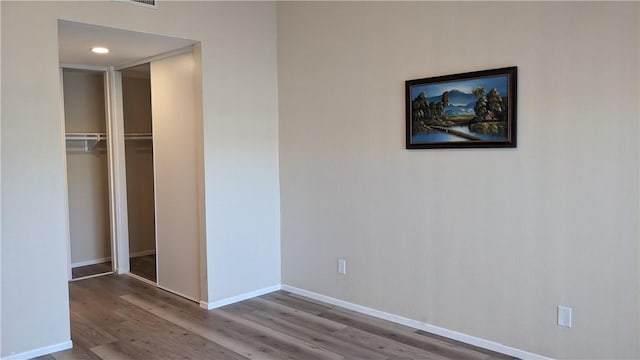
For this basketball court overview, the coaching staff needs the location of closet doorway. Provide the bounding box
[59,20,205,303]
[63,67,114,280]
[121,63,157,283]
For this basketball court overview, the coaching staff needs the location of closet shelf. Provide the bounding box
[66,132,152,152]
[124,132,152,141]
[66,132,106,152]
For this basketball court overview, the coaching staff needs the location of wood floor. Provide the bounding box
[71,262,113,279]
[37,275,517,360]
[130,254,157,282]
[71,255,156,282]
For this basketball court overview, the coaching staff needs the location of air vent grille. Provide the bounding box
[132,0,155,5]
[119,0,157,8]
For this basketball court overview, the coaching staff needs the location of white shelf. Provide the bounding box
[65,132,106,152]
[66,132,153,152]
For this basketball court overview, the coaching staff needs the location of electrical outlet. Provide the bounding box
[558,305,572,328]
[338,258,346,275]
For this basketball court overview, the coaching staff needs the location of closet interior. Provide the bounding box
[63,65,158,282]
[64,68,113,280]
[121,63,157,283]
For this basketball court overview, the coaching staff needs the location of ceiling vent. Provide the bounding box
[118,0,157,8]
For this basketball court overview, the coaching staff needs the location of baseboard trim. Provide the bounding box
[69,271,114,282]
[1,340,72,360]
[200,284,282,310]
[71,257,111,268]
[281,285,553,360]
[130,249,156,258]
[71,250,154,268]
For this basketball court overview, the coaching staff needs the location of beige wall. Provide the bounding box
[278,2,639,359]
[66,153,111,264]
[1,1,280,356]
[63,69,106,133]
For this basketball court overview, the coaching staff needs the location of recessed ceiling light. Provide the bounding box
[91,47,109,54]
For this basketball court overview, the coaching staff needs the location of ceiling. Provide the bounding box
[58,20,196,68]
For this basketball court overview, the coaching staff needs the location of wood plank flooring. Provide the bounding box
[37,275,518,360]
[71,262,113,279]
[71,255,156,282]
[129,254,157,282]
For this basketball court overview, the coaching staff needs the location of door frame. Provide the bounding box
[60,64,118,280]
[105,67,131,275]
[60,44,207,305]
[113,45,203,300]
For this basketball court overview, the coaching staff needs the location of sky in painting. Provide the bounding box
[411,74,509,100]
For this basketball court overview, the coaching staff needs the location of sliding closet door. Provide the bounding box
[150,51,200,301]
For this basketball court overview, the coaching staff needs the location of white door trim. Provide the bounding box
[105,68,130,274]
[59,67,73,281]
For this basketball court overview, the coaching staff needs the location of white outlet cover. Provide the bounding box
[558,305,572,328]
[338,258,346,275]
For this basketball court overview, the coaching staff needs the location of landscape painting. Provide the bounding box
[405,67,517,149]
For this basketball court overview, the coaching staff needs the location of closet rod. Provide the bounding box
[65,132,152,139]
[66,132,106,140]
[124,132,152,141]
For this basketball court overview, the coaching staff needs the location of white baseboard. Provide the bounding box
[69,271,114,282]
[1,340,72,360]
[200,284,282,310]
[71,257,111,268]
[281,285,553,360]
[71,250,154,268]
[130,249,156,258]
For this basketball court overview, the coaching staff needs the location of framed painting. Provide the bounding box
[406,67,517,149]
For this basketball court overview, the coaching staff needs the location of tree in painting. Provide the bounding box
[473,95,488,122]
[469,87,507,136]
[486,88,503,120]
[441,91,449,107]
[411,91,429,123]
[471,86,485,99]
[411,90,449,133]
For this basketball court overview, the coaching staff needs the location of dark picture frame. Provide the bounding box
[406,67,517,149]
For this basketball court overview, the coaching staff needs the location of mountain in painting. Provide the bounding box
[444,102,476,116]
[427,89,476,106]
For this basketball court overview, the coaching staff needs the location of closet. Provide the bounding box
[62,45,202,302]
[63,68,113,280]
[121,63,157,283]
